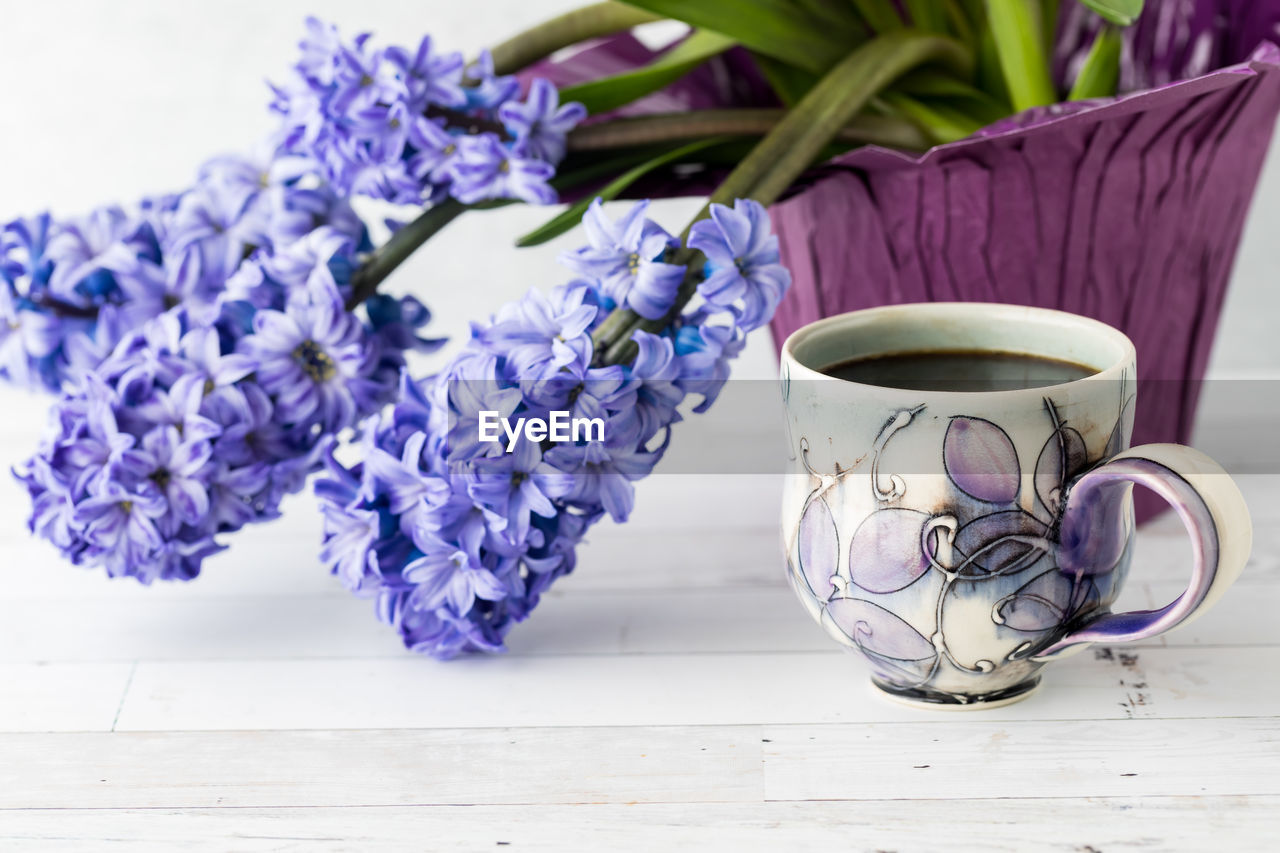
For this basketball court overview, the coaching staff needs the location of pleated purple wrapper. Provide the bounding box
[530,4,1280,520]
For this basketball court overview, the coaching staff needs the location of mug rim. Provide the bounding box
[780,302,1137,398]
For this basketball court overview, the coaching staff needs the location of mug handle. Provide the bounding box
[1033,444,1252,660]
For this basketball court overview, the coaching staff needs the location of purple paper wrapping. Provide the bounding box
[531,9,1280,521]
[765,38,1280,520]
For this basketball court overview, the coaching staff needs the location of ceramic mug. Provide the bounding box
[779,303,1251,708]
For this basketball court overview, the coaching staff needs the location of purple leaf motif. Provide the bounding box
[954,510,1048,577]
[1057,478,1131,575]
[797,496,838,599]
[848,508,930,593]
[995,568,1100,632]
[1035,425,1088,514]
[823,598,936,661]
[944,417,1021,503]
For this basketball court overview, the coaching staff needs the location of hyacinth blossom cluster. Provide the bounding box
[0,147,364,392]
[315,198,790,657]
[270,17,586,206]
[15,227,440,583]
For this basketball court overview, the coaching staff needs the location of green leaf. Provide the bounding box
[563,109,933,153]
[559,30,736,114]
[1079,0,1142,27]
[551,148,670,190]
[793,0,868,36]
[879,92,986,144]
[985,0,1058,111]
[1041,0,1061,51]
[895,69,986,98]
[516,137,731,247]
[892,69,1011,124]
[617,0,850,72]
[847,0,903,33]
[904,0,948,32]
[490,2,662,76]
[750,52,820,105]
[977,18,1012,107]
[1067,24,1122,99]
[711,30,972,207]
[943,0,978,47]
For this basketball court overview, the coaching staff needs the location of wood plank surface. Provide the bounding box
[0,798,1275,852]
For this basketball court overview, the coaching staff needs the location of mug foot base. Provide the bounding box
[871,677,1041,710]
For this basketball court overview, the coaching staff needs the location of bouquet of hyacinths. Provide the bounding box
[0,150,367,392]
[314,197,785,655]
[5,0,1168,655]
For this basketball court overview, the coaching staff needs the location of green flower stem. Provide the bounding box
[985,0,1057,112]
[489,2,661,76]
[346,200,471,310]
[566,109,933,152]
[594,31,972,365]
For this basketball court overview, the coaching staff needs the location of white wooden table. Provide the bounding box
[0,380,1277,851]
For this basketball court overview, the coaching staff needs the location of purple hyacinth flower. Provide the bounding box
[44,207,142,299]
[205,382,294,468]
[387,34,466,108]
[403,539,508,615]
[178,326,258,396]
[332,135,423,205]
[449,134,557,206]
[296,17,344,85]
[361,432,450,528]
[59,377,147,493]
[133,424,215,531]
[240,281,376,432]
[461,51,520,111]
[407,117,464,191]
[349,99,414,162]
[167,179,271,288]
[543,438,660,523]
[2,214,54,290]
[627,330,686,442]
[319,494,382,592]
[260,225,355,295]
[464,436,570,544]
[131,373,223,445]
[148,535,225,583]
[70,481,168,575]
[687,199,792,332]
[524,352,637,443]
[443,365,523,462]
[675,318,747,412]
[499,78,586,165]
[330,39,406,116]
[477,281,598,377]
[392,586,506,658]
[559,200,685,321]
[0,285,61,388]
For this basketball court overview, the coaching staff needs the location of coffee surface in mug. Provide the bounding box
[822,349,1097,392]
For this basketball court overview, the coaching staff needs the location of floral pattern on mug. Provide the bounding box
[791,381,1136,701]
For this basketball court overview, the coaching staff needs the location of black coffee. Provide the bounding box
[821,349,1096,392]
